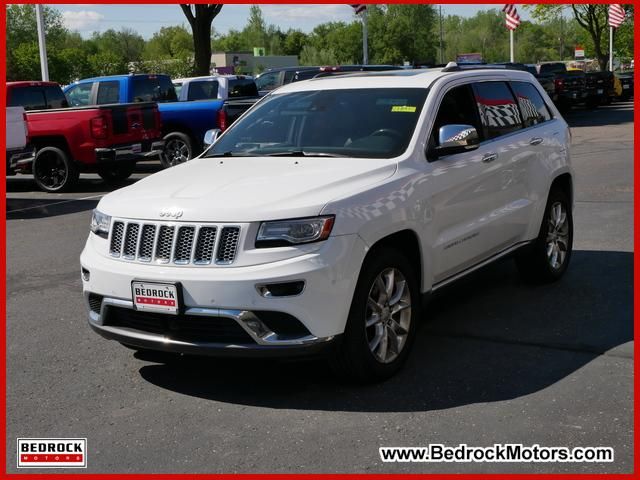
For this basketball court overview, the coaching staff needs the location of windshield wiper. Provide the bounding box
[264,150,347,158]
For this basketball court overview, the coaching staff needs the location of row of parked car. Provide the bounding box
[5,74,261,192]
[5,63,634,193]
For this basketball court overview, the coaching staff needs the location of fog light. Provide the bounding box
[81,267,90,281]
[256,281,305,298]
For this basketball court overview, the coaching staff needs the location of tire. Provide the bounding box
[161,132,193,168]
[330,247,420,383]
[97,162,135,184]
[516,188,573,283]
[32,146,79,193]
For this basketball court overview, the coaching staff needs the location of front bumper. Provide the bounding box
[80,234,366,355]
[95,140,164,163]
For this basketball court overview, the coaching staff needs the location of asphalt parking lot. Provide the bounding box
[6,102,634,473]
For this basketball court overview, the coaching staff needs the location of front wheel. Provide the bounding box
[161,132,193,168]
[331,247,420,383]
[32,146,79,193]
[516,188,573,283]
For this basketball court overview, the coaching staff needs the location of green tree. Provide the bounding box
[144,25,193,59]
[299,45,337,66]
[368,5,437,65]
[282,30,308,57]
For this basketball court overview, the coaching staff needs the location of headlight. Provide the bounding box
[256,216,335,248]
[90,209,111,239]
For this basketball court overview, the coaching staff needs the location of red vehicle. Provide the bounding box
[6,81,164,192]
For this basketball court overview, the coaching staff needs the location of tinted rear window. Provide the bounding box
[9,87,47,110]
[132,75,177,102]
[96,81,120,104]
[228,78,258,98]
[187,80,219,101]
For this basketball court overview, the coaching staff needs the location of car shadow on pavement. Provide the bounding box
[6,197,99,220]
[138,249,632,412]
[563,102,633,128]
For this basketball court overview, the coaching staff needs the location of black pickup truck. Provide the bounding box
[537,62,587,110]
[582,70,615,108]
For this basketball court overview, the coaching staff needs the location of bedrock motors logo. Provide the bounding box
[17,438,87,468]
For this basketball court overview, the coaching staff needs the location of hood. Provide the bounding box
[98,156,396,222]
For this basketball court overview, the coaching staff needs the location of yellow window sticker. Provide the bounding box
[391,105,417,113]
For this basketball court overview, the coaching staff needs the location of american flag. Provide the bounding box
[350,4,367,14]
[608,4,626,28]
[502,4,521,30]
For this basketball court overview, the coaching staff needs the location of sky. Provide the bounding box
[50,4,533,39]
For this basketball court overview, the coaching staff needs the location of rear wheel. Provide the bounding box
[161,132,193,168]
[331,247,419,383]
[97,162,135,184]
[516,188,573,283]
[32,146,79,193]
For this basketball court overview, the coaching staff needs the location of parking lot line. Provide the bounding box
[6,194,104,214]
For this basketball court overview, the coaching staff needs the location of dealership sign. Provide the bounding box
[17,438,87,468]
[575,45,585,59]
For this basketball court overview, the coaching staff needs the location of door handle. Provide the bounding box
[529,137,543,145]
[482,153,498,163]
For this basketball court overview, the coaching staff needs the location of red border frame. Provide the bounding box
[1,1,637,478]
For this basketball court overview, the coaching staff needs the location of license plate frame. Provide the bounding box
[131,143,142,154]
[131,280,182,315]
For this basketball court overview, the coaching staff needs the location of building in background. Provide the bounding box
[211,51,298,75]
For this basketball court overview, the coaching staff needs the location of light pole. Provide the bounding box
[439,5,444,64]
[35,4,49,81]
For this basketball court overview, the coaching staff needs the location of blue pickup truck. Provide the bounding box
[64,74,258,167]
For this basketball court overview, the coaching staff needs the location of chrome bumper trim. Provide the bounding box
[86,293,334,348]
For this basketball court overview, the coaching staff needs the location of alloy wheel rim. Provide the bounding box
[166,139,189,166]
[365,267,412,364]
[546,201,569,270]
[36,152,67,189]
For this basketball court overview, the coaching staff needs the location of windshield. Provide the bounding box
[205,88,428,159]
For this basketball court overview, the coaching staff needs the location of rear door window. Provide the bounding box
[8,86,47,110]
[96,81,120,104]
[132,75,177,102]
[510,81,552,128]
[187,80,219,101]
[472,81,523,139]
[66,82,94,107]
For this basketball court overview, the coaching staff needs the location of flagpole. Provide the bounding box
[609,26,614,71]
[362,9,368,65]
[510,29,514,63]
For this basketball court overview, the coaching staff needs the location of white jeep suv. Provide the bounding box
[81,66,573,381]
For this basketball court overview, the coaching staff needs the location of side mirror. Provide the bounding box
[434,124,480,158]
[203,128,222,147]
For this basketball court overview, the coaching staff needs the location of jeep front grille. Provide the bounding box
[108,220,241,265]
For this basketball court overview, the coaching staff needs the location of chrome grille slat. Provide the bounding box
[108,221,239,266]
[216,227,240,264]
[155,225,175,263]
[138,225,156,262]
[109,222,125,257]
[194,227,217,264]
[174,226,196,264]
[122,223,140,259]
